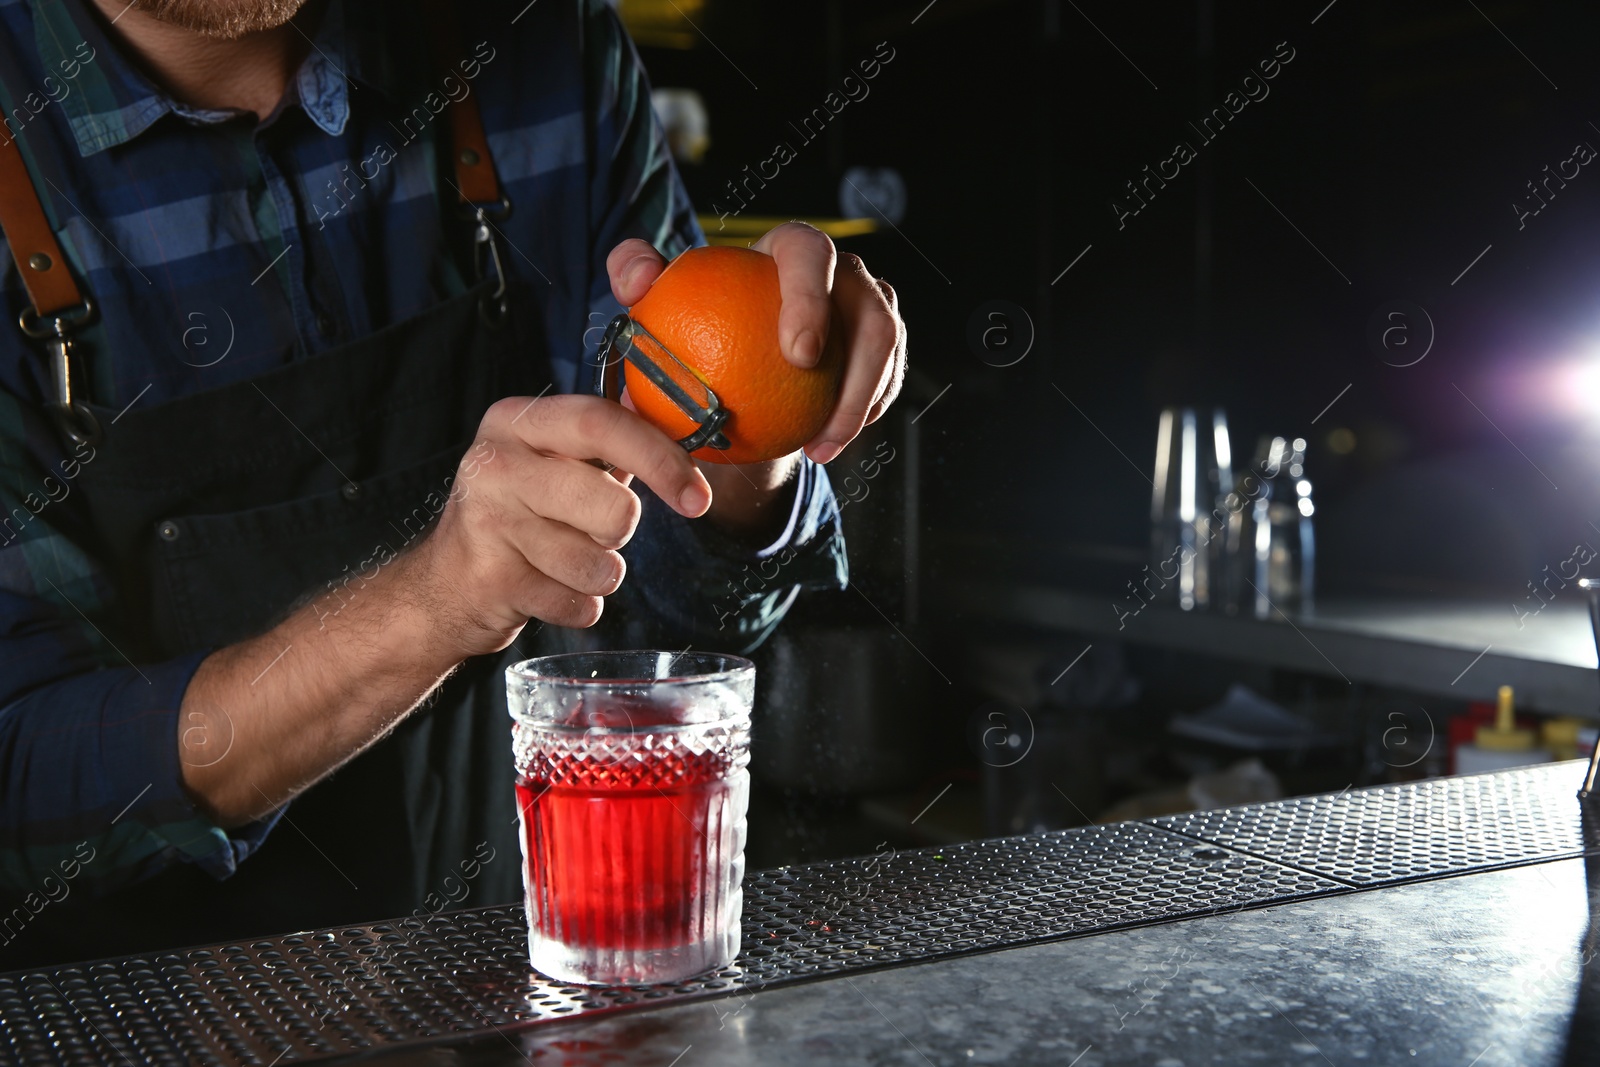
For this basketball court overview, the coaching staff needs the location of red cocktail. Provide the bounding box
[507,653,753,986]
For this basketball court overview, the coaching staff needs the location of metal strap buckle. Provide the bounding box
[19,299,101,446]
[457,194,511,224]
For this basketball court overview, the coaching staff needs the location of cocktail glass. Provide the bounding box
[506,650,753,985]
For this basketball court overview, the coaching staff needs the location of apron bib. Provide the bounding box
[53,277,544,958]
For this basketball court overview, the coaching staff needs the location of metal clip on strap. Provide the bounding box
[421,0,513,324]
[0,122,101,445]
[471,202,511,327]
[19,302,100,446]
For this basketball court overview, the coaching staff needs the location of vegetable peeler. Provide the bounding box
[593,313,731,453]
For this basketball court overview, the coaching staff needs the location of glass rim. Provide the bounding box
[505,649,755,688]
[513,716,749,736]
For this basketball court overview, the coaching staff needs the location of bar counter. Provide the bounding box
[5,763,1598,1066]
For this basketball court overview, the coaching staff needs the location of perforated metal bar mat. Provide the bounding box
[2,765,1594,1066]
[0,822,1338,1066]
[1152,761,1600,886]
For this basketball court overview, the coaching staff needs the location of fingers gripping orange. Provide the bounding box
[625,246,843,465]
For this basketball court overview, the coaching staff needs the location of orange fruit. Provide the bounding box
[625,246,843,465]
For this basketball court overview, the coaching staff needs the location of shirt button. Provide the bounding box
[315,312,338,339]
[341,482,362,501]
[158,520,181,542]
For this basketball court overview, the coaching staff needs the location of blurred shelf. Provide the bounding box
[617,0,706,49]
[698,215,879,245]
[939,579,1600,718]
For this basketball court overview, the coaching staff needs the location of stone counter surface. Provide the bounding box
[351,858,1593,1066]
[6,765,1597,1066]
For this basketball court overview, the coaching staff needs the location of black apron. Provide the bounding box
[0,20,559,964]
[56,275,543,958]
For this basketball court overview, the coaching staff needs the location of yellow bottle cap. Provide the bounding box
[1477,685,1535,751]
[1544,717,1583,760]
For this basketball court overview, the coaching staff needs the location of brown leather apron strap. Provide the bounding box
[0,133,86,321]
[422,0,510,324]
[426,0,504,210]
[445,74,502,208]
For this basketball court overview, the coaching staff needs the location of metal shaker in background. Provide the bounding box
[1229,435,1315,619]
[1150,408,1232,611]
[1576,579,1600,799]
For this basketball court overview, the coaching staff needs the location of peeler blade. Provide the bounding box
[594,314,731,453]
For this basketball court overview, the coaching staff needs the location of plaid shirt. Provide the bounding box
[0,0,845,904]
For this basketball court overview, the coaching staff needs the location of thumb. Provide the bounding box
[607,239,668,306]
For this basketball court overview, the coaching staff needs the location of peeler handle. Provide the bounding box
[590,313,731,455]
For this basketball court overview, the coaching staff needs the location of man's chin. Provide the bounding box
[139,0,309,39]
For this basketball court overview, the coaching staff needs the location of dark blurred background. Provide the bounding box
[619,0,1600,865]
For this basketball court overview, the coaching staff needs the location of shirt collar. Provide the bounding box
[37,0,397,157]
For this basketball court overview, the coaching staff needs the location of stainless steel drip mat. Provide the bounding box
[1153,761,1600,886]
[4,765,1596,1065]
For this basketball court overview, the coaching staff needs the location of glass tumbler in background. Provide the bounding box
[1150,407,1233,611]
[506,651,754,986]
[1234,435,1315,619]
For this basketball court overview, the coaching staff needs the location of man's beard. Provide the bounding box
[136,0,309,39]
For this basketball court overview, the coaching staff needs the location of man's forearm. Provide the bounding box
[176,395,750,828]
[178,545,468,827]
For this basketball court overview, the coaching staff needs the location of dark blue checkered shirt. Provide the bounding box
[0,0,845,900]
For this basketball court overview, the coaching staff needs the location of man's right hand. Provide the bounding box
[412,393,713,657]
[180,392,710,825]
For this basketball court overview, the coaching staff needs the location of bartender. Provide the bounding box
[0,0,906,967]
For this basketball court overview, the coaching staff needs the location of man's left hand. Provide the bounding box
[605,223,907,468]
